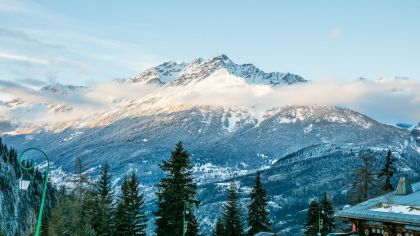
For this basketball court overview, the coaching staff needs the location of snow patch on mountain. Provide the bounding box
[304,124,313,133]
[129,61,188,84]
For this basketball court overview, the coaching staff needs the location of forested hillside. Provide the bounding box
[0,139,56,236]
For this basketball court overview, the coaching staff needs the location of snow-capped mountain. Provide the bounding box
[0,55,419,235]
[129,54,306,86]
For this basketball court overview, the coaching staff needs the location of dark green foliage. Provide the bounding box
[47,157,96,236]
[212,216,225,236]
[347,155,377,204]
[114,172,147,236]
[155,142,199,236]
[186,211,200,236]
[77,224,97,236]
[320,193,334,235]
[377,150,396,193]
[304,200,319,236]
[221,182,244,236]
[48,189,87,235]
[91,162,114,236]
[247,171,271,235]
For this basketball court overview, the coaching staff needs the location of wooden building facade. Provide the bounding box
[336,177,420,236]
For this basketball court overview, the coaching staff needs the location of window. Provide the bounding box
[370,227,384,236]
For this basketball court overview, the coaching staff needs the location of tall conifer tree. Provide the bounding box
[91,161,114,235]
[115,172,147,236]
[320,192,334,235]
[304,200,319,236]
[155,142,199,236]
[247,171,270,235]
[378,150,396,193]
[347,155,377,204]
[212,216,225,236]
[222,182,244,236]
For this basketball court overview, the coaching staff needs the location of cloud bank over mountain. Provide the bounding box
[0,56,419,129]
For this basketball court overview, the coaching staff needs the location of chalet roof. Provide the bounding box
[336,181,420,226]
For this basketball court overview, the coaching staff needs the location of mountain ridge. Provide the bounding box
[129,54,306,86]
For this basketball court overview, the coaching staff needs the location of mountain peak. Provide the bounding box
[130,55,306,86]
[211,54,233,63]
[40,84,88,96]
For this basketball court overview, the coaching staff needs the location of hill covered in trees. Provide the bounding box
[0,139,55,235]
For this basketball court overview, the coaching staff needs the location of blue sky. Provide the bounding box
[0,0,420,86]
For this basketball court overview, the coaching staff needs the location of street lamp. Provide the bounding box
[19,173,31,190]
[183,201,190,236]
[17,148,50,236]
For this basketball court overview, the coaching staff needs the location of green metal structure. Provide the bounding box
[183,201,190,236]
[18,148,50,236]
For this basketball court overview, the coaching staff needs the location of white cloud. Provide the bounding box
[0,1,36,15]
[0,51,49,64]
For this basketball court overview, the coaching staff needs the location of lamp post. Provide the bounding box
[18,148,50,236]
[183,201,190,236]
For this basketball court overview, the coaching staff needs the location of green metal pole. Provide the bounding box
[183,201,190,236]
[18,148,50,236]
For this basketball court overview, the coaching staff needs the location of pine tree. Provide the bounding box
[347,155,377,204]
[155,142,199,236]
[320,192,334,235]
[76,224,97,236]
[48,157,95,236]
[247,171,270,235]
[92,162,114,236]
[212,216,225,236]
[81,189,99,232]
[222,182,244,236]
[377,150,396,193]
[48,190,83,236]
[73,156,91,197]
[186,212,200,236]
[115,171,147,236]
[304,200,319,236]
